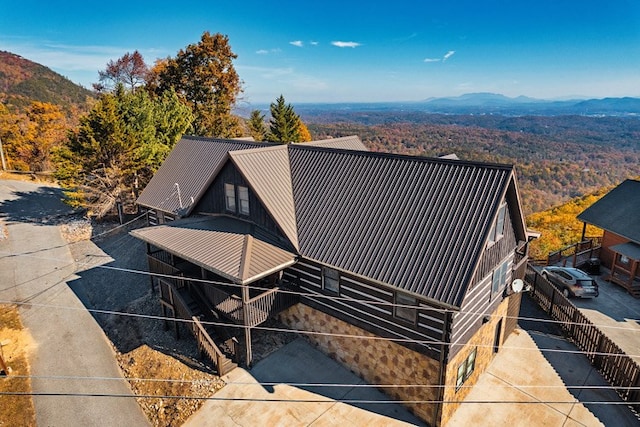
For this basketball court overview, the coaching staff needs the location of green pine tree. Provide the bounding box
[268,95,300,143]
[247,109,267,141]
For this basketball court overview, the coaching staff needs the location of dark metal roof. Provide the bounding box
[577,179,640,244]
[130,216,297,284]
[136,136,270,215]
[609,242,640,260]
[288,146,515,307]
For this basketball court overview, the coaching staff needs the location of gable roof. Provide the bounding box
[230,145,299,250]
[130,216,297,284]
[136,136,527,308]
[288,146,517,307]
[136,136,270,215]
[577,179,640,244]
[304,135,368,151]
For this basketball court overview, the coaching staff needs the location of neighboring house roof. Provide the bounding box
[131,216,297,284]
[577,179,640,244]
[304,135,368,151]
[288,146,516,307]
[136,136,270,215]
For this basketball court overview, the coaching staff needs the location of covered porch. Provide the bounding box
[607,242,640,297]
[131,215,300,372]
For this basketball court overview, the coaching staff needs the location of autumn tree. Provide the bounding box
[297,119,312,142]
[54,84,193,217]
[247,110,267,141]
[0,102,67,171]
[151,31,243,137]
[94,50,149,93]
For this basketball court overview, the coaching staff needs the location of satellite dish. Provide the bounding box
[511,279,524,293]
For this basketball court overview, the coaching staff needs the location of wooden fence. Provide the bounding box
[547,237,602,267]
[524,265,640,411]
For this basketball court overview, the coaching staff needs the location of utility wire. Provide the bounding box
[2,248,639,335]
[2,298,639,360]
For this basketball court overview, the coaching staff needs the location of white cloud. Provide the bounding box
[423,58,440,63]
[290,40,304,47]
[256,49,269,55]
[443,50,456,61]
[310,41,319,46]
[331,41,361,48]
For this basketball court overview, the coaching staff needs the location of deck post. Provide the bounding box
[242,284,252,367]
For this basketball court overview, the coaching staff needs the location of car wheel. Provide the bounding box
[562,288,570,298]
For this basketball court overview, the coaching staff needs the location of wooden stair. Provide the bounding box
[177,287,238,375]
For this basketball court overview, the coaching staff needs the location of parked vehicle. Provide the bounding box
[540,266,599,298]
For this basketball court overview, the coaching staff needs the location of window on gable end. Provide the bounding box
[238,185,250,215]
[488,203,507,245]
[224,183,236,212]
[491,261,509,295]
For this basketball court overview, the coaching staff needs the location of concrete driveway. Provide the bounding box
[569,271,640,365]
[0,179,148,426]
[185,338,425,426]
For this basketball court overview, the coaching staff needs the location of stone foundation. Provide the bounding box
[440,296,511,424]
[279,304,441,425]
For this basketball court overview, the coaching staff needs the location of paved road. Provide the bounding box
[0,179,149,427]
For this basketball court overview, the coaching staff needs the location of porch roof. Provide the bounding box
[610,242,640,261]
[130,216,297,285]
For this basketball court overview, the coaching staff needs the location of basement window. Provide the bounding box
[456,347,477,391]
[394,293,417,324]
[224,183,236,212]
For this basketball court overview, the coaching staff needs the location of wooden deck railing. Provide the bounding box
[524,264,640,410]
[547,237,602,267]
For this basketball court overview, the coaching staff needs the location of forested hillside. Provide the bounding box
[0,51,94,113]
[308,118,640,214]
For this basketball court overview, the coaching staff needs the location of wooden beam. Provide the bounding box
[242,285,252,367]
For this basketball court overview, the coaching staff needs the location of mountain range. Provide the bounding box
[292,93,640,117]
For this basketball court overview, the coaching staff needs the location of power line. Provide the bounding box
[5,373,640,391]
[0,391,635,406]
[2,298,639,360]
[3,247,640,336]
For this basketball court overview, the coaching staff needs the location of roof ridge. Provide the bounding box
[290,143,514,170]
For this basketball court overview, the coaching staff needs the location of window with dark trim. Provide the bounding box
[488,203,507,245]
[456,347,477,391]
[224,183,236,212]
[322,267,340,293]
[491,261,508,295]
[238,186,250,215]
[394,293,417,323]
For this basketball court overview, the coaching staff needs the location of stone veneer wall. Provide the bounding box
[278,304,442,425]
[439,296,512,424]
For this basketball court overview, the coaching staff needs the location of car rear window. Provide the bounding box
[577,280,595,287]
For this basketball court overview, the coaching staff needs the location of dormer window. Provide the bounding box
[224,183,236,212]
[238,186,250,215]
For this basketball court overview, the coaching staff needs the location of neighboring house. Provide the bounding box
[132,135,530,426]
[577,179,640,297]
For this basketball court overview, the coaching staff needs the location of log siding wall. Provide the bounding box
[284,258,449,360]
[194,161,285,239]
[448,203,518,360]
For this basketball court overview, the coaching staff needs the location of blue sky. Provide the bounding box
[1,0,639,104]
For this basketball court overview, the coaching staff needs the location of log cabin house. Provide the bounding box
[578,179,640,297]
[131,135,530,426]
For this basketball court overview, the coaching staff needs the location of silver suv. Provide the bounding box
[541,266,599,298]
